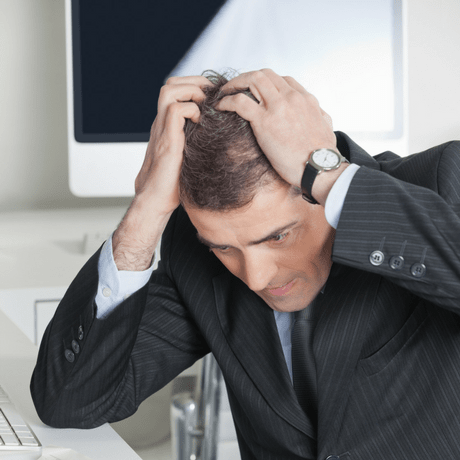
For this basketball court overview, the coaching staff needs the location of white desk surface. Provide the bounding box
[0,308,141,460]
[0,207,127,290]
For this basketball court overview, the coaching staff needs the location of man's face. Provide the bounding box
[185,181,336,312]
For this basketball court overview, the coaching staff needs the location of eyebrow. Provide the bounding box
[196,220,299,249]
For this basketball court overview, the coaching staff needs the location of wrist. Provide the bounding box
[300,148,349,206]
[112,197,173,271]
[311,161,349,206]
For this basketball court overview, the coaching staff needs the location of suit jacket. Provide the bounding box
[31,133,460,460]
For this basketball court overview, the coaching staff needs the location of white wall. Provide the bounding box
[407,0,460,153]
[0,0,459,213]
[0,0,131,212]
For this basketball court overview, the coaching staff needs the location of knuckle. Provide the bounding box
[233,93,251,106]
[285,89,300,102]
[252,70,266,83]
[306,92,319,105]
[168,101,182,116]
[158,84,171,99]
[165,76,179,86]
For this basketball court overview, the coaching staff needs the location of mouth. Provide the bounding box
[267,279,296,297]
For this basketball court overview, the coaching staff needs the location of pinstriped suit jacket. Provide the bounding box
[31,133,460,460]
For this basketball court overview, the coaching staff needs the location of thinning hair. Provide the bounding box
[179,70,291,212]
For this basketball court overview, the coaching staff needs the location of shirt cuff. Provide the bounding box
[95,234,156,319]
[325,163,360,229]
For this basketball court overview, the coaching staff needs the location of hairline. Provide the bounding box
[181,175,302,212]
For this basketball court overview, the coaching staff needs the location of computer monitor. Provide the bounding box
[66,0,405,197]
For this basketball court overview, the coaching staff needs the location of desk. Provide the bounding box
[0,207,199,460]
[0,309,142,460]
[0,208,228,460]
[0,207,127,344]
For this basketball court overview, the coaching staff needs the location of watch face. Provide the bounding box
[312,149,340,168]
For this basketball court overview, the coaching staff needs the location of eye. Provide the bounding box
[272,232,288,243]
[210,246,231,253]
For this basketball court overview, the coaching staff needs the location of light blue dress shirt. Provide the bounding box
[95,164,360,379]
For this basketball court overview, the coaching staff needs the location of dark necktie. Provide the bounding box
[291,303,317,428]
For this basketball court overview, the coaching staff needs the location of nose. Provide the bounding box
[240,250,278,292]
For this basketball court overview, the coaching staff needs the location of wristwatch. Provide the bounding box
[301,148,349,204]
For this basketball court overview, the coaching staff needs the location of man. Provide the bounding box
[31,69,460,460]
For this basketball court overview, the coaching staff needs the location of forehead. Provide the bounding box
[185,182,303,244]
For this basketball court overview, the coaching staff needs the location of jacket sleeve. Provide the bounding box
[30,209,210,429]
[332,141,460,313]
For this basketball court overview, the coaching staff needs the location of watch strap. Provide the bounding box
[301,163,319,205]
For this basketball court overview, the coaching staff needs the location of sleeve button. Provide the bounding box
[411,262,426,278]
[65,349,75,363]
[369,250,384,266]
[71,340,80,354]
[389,255,404,270]
[78,325,84,341]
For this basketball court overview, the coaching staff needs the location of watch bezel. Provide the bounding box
[308,148,343,172]
[301,148,349,205]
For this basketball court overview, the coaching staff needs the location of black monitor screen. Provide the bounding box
[72,0,226,142]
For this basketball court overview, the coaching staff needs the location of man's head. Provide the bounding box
[179,71,289,211]
[180,71,335,312]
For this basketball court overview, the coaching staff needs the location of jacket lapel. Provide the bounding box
[212,271,315,438]
[213,264,381,446]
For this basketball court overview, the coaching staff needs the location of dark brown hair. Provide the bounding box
[179,70,287,212]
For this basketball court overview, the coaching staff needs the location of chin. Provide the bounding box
[264,296,309,313]
[262,286,320,313]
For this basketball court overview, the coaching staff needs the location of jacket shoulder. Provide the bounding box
[377,140,460,197]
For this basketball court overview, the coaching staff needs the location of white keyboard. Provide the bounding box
[0,384,41,450]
